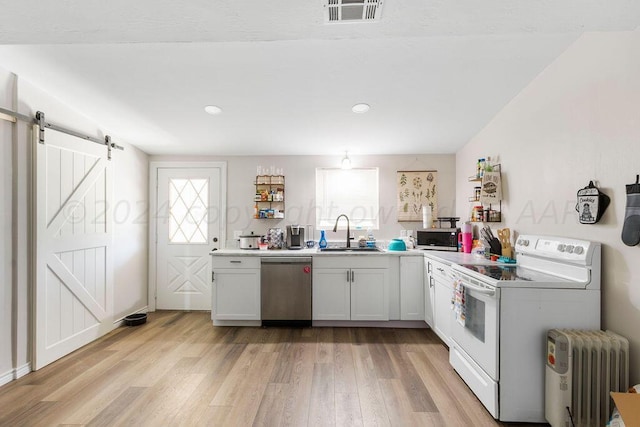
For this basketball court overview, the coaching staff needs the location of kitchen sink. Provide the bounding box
[319,247,383,252]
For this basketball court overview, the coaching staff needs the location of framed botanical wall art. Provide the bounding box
[397,170,437,222]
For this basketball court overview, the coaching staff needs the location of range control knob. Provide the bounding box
[522,239,529,246]
[574,246,584,255]
[557,244,566,252]
[566,245,575,253]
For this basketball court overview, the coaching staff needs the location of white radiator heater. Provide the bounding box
[545,329,629,427]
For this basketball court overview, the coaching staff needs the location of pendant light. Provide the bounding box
[341,151,352,170]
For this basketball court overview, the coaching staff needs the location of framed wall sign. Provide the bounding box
[397,170,437,222]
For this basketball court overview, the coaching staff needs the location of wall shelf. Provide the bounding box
[468,163,502,223]
[254,175,285,219]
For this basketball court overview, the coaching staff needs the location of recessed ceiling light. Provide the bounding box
[352,103,370,113]
[204,105,223,115]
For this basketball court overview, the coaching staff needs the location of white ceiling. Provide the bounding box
[0,1,638,156]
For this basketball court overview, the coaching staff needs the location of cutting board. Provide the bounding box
[497,228,512,259]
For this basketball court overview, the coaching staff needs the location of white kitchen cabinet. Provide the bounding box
[423,258,435,327]
[312,268,351,320]
[400,256,424,320]
[312,256,389,321]
[211,257,260,321]
[430,258,454,346]
[350,268,389,321]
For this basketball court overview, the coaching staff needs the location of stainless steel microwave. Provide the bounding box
[416,228,460,251]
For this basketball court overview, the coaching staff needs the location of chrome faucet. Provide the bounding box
[333,214,352,248]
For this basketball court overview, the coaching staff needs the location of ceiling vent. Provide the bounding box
[324,0,383,23]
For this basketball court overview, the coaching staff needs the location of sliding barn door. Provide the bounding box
[33,127,113,370]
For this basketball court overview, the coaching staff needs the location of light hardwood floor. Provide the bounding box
[0,311,549,426]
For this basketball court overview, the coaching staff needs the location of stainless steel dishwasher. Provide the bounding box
[261,257,312,327]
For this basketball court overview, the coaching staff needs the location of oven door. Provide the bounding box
[450,275,500,380]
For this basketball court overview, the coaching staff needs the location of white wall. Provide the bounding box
[0,66,149,385]
[150,154,457,246]
[113,144,149,319]
[456,29,640,383]
[0,68,14,384]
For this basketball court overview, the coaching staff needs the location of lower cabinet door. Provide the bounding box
[433,277,453,346]
[213,269,260,320]
[400,256,424,320]
[312,269,350,320]
[350,268,389,321]
[424,275,435,327]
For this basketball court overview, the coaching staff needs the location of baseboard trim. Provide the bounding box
[0,370,13,387]
[113,306,149,327]
[312,320,428,328]
[15,363,31,379]
[0,363,32,387]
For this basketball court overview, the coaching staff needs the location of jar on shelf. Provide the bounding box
[472,205,484,222]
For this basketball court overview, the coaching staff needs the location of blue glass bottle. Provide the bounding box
[318,230,327,249]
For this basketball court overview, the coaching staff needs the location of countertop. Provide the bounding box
[209,248,500,264]
[210,248,424,257]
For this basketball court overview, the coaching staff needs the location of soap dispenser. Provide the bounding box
[318,230,328,249]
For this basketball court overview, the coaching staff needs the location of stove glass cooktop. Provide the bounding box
[457,264,574,283]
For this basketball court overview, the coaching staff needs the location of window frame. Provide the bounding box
[315,167,380,230]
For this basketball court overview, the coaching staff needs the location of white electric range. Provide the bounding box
[448,235,601,423]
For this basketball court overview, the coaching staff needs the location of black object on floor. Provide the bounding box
[124,313,147,326]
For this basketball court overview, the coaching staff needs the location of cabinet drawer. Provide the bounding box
[211,256,260,269]
[314,255,389,270]
[432,263,451,279]
[430,261,451,280]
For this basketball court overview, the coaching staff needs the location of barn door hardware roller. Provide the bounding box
[106,135,112,160]
[36,111,46,143]
[0,106,125,155]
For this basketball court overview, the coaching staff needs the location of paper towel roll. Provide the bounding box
[422,206,432,229]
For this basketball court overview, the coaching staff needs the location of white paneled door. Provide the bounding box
[34,128,113,370]
[156,168,221,310]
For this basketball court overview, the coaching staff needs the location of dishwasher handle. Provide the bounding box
[261,257,312,264]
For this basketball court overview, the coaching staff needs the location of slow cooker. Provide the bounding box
[239,234,261,249]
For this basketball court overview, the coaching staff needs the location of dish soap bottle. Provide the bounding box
[318,230,327,249]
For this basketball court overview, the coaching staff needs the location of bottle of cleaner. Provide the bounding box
[318,230,328,249]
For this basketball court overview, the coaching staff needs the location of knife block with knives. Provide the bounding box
[480,226,502,256]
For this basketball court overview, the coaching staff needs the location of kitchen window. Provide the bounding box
[315,168,379,229]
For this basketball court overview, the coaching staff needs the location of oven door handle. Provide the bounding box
[461,281,496,297]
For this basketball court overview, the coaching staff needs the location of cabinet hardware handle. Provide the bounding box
[351,271,355,282]
[429,277,434,288]
[427,262,432,273]
[212,272,215,282]
[347,271,350,282]
[230,260,242,264]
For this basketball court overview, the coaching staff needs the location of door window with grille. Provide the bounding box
[168,178,208,244]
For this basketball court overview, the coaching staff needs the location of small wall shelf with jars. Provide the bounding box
[254,175,285,219]
[468,161,502,223]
